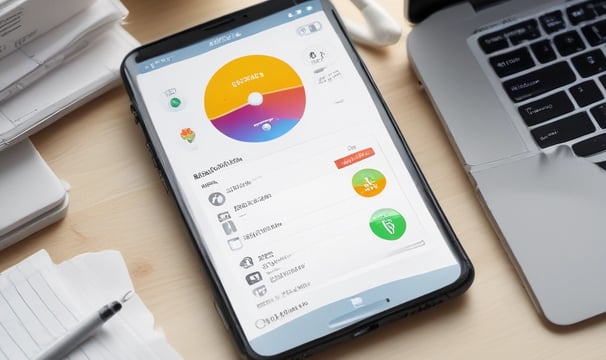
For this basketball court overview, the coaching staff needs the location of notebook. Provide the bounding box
[405,0,606,325]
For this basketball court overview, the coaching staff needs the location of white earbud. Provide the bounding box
[343,0,402,47]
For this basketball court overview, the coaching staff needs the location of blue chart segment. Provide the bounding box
[204,55,306,142]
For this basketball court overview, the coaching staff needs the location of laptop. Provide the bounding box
[405,0,606,326]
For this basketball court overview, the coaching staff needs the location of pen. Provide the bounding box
[36,291,133,360]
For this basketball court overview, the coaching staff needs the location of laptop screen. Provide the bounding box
[406,0,459,23]
[407,0,506,23]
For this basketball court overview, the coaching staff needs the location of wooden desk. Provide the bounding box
[2,1,605,358]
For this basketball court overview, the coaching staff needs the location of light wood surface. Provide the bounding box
[2,1,605,358]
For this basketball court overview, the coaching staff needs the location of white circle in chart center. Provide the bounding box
[248,92,263,106]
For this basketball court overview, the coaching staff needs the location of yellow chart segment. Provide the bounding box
[204,55,304,120]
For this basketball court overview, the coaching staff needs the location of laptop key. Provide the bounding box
[589,102,606,128]
[554,30,586,56]
[505,19,541,45]
[572,133,606,156]
[478,31,508,54]
[569,80,604,107]
[539,10,566,34]
[489,47,535,77]
[571,49,606,77]
[581,19,606,46]
[518,91,574,126]
[503,62,576,102]
[530,40,557,64]
[530,112,595,148]
[593,0,606,16]
[567,2,597,25]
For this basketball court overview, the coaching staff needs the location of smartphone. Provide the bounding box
[121,0,474,358]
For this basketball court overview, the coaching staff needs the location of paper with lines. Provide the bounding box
[0,250,182,359]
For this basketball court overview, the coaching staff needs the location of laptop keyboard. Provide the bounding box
[477,0,606,166]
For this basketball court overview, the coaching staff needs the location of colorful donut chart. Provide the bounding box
[204,55,306,142]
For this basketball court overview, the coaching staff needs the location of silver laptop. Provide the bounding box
[405,0,606,325]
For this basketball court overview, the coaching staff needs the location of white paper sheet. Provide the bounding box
[0,24,138,149]
[0,250,183,360]
[0,0,128,102]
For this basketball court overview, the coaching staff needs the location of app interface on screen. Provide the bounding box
[135,1,460,353]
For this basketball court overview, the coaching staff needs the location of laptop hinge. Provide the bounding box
[469,0,508,11]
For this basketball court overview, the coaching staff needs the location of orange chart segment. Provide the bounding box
[204,55,306,142]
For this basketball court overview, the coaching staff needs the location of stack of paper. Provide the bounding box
[0,250,183,359]
[0,0,139,149]
[0,0,93,58]
[0,0,140,249]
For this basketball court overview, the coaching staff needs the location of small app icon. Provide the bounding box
[252,285,268,297]
[180,128,195,143]
[255,319,268,329]
[369,208,406,240]
[228,237,242,250]
[169,97,183,109]
[208,192,226,206]
[240,257,254,269]
[162,88,186,111]
[222,220,237,235]
[245,271,263,285]
[217,211,231,222]
[305,48,328,66]
[352,168,386,197]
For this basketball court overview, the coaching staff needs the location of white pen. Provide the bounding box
[36,291,133,360]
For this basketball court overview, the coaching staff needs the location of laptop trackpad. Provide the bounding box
[472,147,606,326]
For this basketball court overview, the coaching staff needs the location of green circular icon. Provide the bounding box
[352,168,386,197]
[369,208,406,240]
[169,97,182,108]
